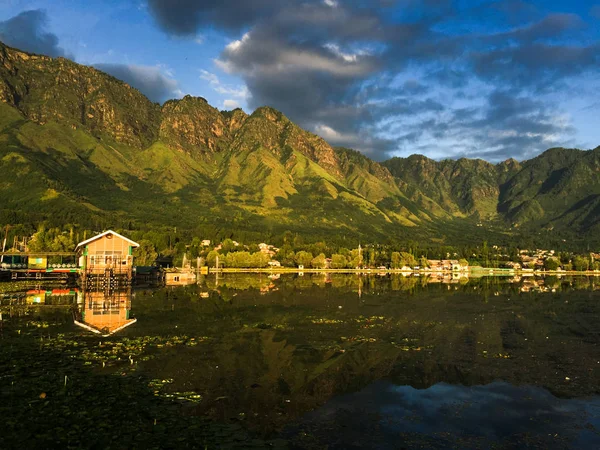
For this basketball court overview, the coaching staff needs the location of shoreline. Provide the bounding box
[209,268,600,276]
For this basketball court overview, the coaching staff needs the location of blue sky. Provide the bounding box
[0,0,598,162]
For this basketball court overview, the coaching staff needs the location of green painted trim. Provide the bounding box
[128,246,132,256]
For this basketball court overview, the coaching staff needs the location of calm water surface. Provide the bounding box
[2,274,599,448]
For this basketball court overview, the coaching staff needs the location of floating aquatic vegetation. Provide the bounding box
[148,379,202,403]
[311,318,344,324]
[340,336,377,343]
[35,334,211,370]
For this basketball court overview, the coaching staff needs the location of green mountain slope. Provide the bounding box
[0,40,599,246]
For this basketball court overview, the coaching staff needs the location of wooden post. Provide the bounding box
[1,225,8,264]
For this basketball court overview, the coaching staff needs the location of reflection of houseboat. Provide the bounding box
[165,270,197,286]
[0,289,80,306]
[520,278,548,293]
[133,266,164,286]
[26,289,80,305]
[260,283,278,294]
[74,290,135,336]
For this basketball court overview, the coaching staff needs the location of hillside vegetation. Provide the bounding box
[1,41,599,248]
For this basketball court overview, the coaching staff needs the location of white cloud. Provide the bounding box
[223,99,240,109]
[314,124,361,146]
[217,31,374,78]
[199,69,249,98]
[215,84,249,98]
[200,69,219,85]
[324,0,338,7]
[323,43,371,63]
[225,32,250,52]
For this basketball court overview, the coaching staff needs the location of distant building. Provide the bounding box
[201,240,211,247]
[426,259,467,272]
[154,255,173,268]
[268,260,281,267]
[259,242,278,257]
[451,261,462,271]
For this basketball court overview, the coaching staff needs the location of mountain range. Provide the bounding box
[1,41,599,247]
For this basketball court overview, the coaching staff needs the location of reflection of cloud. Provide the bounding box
[298,381,600,447]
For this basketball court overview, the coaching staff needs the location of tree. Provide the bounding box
[251,252,270,268]
[482,240,489,267]
[399,252,417,267]
[226,251,253,268]
[134,240,158,266]
[331,254,347,269]
[419,256,429,268]
[206,250,219,267]
[391,252,402,269]
[221,238,237,253]
[572,256,589,272]
[279,250,296,267]
[368,248,376,267]
[458,258,469,267]
[295,251,313,267]
[544,257,560,271]
[311,253,327,269]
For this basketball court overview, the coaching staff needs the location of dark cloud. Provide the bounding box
[147,0,597,161]
[0,9,69,58]
[94,63,181,103]
[491,13,585,42]
[470,43,600,90]
[147,0,289,36]
[210,1,398,158]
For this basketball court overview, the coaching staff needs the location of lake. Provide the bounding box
[1,273,599,449]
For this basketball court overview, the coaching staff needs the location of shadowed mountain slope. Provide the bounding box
[0,41,598,245]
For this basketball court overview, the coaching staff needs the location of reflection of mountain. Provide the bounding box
[130,273,600,437]
[75,290,136,336]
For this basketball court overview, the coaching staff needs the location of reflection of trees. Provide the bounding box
[133,277,600,416]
